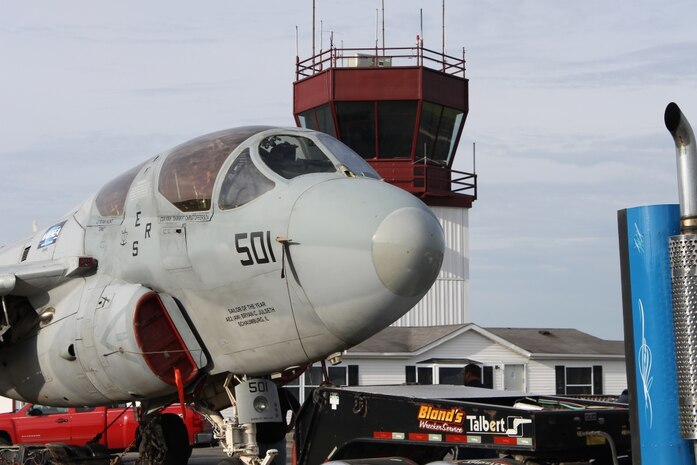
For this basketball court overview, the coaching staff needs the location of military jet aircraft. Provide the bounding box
[0,126,444,465]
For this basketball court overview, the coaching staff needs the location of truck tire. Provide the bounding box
[84,443,109,457]
[0,434,10,446]
[160,413,192,465]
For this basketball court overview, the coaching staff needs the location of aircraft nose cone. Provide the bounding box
[372,207,444,297]
[286,178,445,350]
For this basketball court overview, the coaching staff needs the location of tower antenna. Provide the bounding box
[312,0,316,68]
[375,8,379,53]
[442,0,446,67]
[420,8,423,44]
[381,0,385,54]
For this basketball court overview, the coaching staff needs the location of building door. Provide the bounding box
[504,364,525,391]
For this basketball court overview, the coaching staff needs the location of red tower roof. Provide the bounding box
[293,44,476,208]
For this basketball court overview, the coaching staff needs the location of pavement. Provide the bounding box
[115,443,292,465]
[188,447,234,465]
[115,448,230,465]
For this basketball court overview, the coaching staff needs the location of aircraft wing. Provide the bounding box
[0,256,97,297]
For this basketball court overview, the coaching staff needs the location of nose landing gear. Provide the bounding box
[192,375,281,465]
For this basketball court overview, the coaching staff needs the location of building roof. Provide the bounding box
[350,325,466,353]
[485,327,624,357]
[347,324,624,359]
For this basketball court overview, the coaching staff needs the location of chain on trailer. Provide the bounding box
[0,444,110,465]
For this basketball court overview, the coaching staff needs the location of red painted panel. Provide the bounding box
[422,69,468,110]
[333,68,422,101]
[294,71,332,114]
[133,292,198,385]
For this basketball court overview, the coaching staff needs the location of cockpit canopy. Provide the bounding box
[95,127,380,216]
[258,134,335,180]
[158,126,270,212]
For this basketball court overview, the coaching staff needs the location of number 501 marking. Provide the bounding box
[235,231,277,266]
[248,380,268,393]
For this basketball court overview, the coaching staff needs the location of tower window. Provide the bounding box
[335,102,376,158]
[298,104,337,137]
[416,102,464,165]
[378,101,417,159]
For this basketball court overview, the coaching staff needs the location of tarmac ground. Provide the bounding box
[115,443,291,465]
[115,448,231,465]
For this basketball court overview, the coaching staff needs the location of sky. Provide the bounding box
[2,0,696,341]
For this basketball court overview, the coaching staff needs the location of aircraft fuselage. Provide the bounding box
[0,127,444,406]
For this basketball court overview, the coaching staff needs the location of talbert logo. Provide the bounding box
[465,415,532,437]
[466,415,506,433]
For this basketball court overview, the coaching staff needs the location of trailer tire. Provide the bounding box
[84,443,109,457]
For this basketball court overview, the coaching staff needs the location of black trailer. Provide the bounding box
[294,385,630,465]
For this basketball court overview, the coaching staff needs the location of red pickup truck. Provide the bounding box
[0,403,213,450]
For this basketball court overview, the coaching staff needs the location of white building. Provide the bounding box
[285,324,627,404]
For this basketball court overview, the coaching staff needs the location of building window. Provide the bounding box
[405,365,493,388]
[555,365,603,395]
[285,364,358,403]
[417,367,434,385]
[503,364,526,391]
[405,365,435,385]
[566,367,592,394]
[303,365,347,400]
[438,367,463,385]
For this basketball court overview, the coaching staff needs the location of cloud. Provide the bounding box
[545,42,697,89]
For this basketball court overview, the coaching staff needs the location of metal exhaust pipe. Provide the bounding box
[667,102,697,440]
[665,102,697,233]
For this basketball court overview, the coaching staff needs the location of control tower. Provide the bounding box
[293,43,476,326]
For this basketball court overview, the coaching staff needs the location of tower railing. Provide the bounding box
[374,160,476,200]
[413,161,477,199]
[296,44,466,80]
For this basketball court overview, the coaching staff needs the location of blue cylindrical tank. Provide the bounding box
[618,204,695,464]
